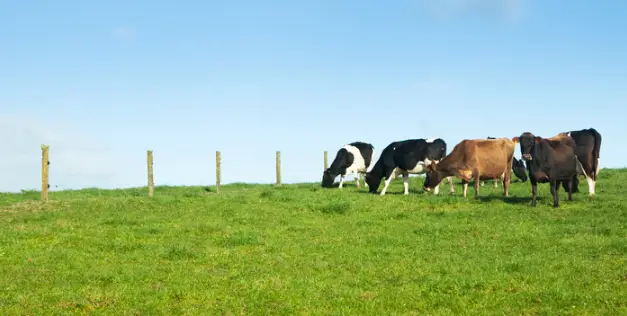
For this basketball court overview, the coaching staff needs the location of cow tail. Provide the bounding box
[591,128,602,180]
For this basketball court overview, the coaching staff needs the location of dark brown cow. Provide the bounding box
[422,138,515,198]
[551,128,601,196]
[513,132,580,208]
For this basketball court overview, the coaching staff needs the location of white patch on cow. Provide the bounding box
[365,149,376,174]
[403,173,410,195]
[406,161,428,174]
[574,157,595,196]
[425,138,436,143]
[567,132,571,137]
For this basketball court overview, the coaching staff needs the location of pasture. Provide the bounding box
[0,169,625,315]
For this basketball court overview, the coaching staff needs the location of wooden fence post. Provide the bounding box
[324,150,328,170]
[41,145,49,202]
[147,150,154,197]
[216,151,221,193]
[276,151,281,186]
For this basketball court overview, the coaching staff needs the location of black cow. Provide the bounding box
[482,136,528,186]
[365,138,454,195]
[513,132,579,207]
[322,141,375,189]
[552,128,602,196]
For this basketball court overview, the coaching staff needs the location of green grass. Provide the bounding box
[0,169,625,315]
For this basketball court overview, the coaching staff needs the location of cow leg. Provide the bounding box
[353,170,360,188]
[473,170,480,198]
[585,175,596,196]
[338,174,345,189]
[480,181,485,187]
[567,178,573,201]
[403,173,410,195]
[493,179,498,188]
[531,181,538,207]
[379,169,397,196]
[447,176,455,194]
[461,180,469,198]
[503,172,511,197]
[550,180,560,207]
[362,172,369,188]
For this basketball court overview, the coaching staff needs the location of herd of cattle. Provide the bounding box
[321,128,602,208]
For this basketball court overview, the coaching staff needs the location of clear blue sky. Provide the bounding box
[1,0,626,192]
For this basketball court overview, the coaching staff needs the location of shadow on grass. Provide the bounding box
[320,182,363,189]
[354,190,425,195]
[477,195,538,205]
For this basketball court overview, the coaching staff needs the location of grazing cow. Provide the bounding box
[365,138,454,195]
[422,138,515,198]
[322,141,375,189]
[481,137,528,187]
[513,132,580,207]
[551,128,602,195]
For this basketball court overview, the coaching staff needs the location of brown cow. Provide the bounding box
[513,132,580,207]
[422,138,516,198]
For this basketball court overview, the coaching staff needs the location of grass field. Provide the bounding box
[1,169,625,315]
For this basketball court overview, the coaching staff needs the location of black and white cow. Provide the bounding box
[481,137,528,187]
[321,141,375,189]
[552,128,602,196]
[365,138,454,195]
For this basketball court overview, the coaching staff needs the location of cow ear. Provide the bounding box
[512,137,519,144]
[534,136,542,143]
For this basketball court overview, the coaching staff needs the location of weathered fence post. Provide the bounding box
[216,151,221,193]
[41,145,49,202]
[276,151,281,186]
[324,150,328,170]
[147,150,154,197]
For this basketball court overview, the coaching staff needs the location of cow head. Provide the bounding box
[321,168,336,188]
[512,157,528,182]
[513,132,542,161]
[365,171,381,193]
[422,160,442,192]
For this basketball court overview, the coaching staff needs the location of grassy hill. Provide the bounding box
[1,169,625,315]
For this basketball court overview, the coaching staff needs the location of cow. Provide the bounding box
[550,128,601,196]
[365,138,454,196]
[512,132,581,207]
[321,141,375,189]
[481,137,528,187]
[422,138,515,198]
